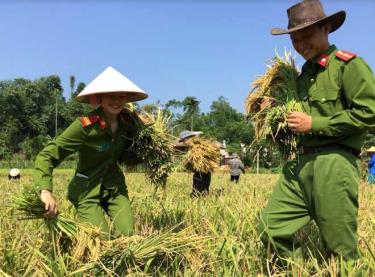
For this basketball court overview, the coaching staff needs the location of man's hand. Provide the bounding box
[287,112,312,134]
[260,96,276,111]
[40,190,58,218]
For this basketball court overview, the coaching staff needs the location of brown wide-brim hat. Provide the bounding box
[271,0,346,35]
[76,66,148,103]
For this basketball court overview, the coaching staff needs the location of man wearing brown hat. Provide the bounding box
[258,0,375,261]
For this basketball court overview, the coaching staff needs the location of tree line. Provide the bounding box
[1,75,373,168]
[0,75,266,167]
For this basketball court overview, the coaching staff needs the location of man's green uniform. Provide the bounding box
[259,45,375,259]
[34,107,140,237]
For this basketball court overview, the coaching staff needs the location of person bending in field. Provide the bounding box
[258,0,375,261]
[33,66,147,238]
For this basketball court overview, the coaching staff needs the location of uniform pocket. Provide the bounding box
[309,88,342,116]
[67,174,90,203]
[310,89,339,103]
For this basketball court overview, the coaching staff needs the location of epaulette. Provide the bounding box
[336,50,356,62]
[80,115,107,129]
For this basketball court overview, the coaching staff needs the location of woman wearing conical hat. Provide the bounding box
[33,66,147,238]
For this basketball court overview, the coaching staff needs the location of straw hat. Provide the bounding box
[367,146,375,153]
[231,153,239,159]
[271,0,346,35]
[178,130,203,142]
[76,66,148,103]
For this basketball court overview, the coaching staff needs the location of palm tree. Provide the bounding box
[69,75,75,97]
[182,97,200,131]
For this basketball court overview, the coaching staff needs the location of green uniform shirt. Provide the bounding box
[298,45,375,151]
[33,107,140,201]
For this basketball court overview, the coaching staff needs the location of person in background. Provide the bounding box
[8,168,21,180]
[176,130,212,197]
[367,146,375,184]
[258,0,375,262]
[33,66,147,238]
[227,153,245,183]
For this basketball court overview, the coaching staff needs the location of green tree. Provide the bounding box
[0,76,64,159]
[181,96,200,131]
[204,96,254,144]
[62,82,91,126]
[69,75,76,96]
[164,99,182,121]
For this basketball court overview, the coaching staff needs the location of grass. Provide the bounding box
[1,169,375,276]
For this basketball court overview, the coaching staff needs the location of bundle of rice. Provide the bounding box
[93,227,210,273]
[245,51,303,159]
[183,137,220,173]
[128,108,175,187]
[12,187,78,238]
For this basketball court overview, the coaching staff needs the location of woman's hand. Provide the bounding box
[40,190,58,218]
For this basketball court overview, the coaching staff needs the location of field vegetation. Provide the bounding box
[1,169,375,276]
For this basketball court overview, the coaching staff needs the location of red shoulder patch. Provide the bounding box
[80,114,100,127]
[336,50,356,62]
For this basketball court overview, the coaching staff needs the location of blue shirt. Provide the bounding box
[368,154,375,175]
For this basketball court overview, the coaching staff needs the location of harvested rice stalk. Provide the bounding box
[128,108,175,187]
[12,187,78,238]
[183,137,220,173]
[70,229,102,263]
[93,226,210,273]
[245,51,303,159]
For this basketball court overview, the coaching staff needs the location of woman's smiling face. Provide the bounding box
[100,93,127,116]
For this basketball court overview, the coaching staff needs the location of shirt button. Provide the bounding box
[310,78,314,83]
[321,98,326,103]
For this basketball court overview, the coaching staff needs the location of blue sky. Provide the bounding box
[0,0,374,113]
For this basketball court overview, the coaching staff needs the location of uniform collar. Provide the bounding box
[84,107,108,130]
[313,45,337,68]
[91,107,132,132]
[301,45,337,74]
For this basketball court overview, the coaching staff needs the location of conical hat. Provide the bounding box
[178,130,203,142]
[76,66,148,103]
[9,168,20,177]
[367,146,375,152]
